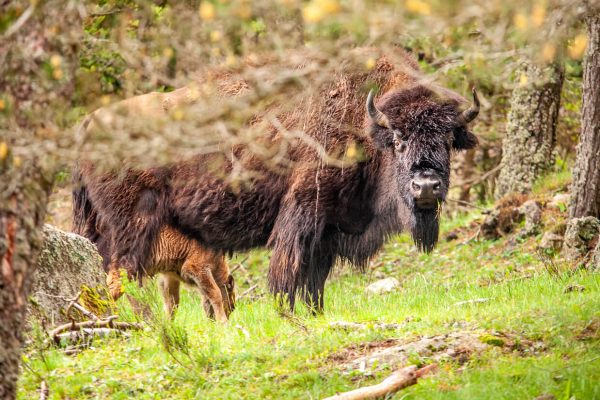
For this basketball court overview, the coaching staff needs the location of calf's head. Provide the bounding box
[367,86,479,252]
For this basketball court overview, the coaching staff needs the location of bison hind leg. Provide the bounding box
[181,261,229,323]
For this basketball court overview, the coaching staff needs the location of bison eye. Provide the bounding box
[393,137,406,153]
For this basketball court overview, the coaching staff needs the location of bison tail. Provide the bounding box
[72,165,112,271]
[71,164,102,242]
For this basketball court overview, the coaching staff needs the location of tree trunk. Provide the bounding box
[0,159,52,399]
[569,10,600,219]
[495,61,564,198]
[0,1,83,397]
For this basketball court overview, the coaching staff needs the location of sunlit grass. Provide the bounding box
[17,170,599,399]
[18,222,600,399]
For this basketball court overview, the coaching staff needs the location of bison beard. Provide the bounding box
[410,209,440,253]
[73,47,479,313]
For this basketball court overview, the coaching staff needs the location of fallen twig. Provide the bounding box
[49,316,141,338]
[55,328,132,347]
[446,198,488,211]
[279,310,309,333]
[41,291,100,320]
[3,3,35,38]
[460,227,481,246]
[39,380,49,400]
[328,322,401,331]
[239,284,258,299]
[235,325,251,338]
[453,298,490,306]
[230,256,249,274]
[68,300,100,321]
[89,7,123,17]
[451,164,502,192]
[323,364,437,400]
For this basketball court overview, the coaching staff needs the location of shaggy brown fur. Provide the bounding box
[73,47,479,312]
[106,226,235,322]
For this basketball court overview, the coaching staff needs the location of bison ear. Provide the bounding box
[370,126,395,149]
[452,127,478,150]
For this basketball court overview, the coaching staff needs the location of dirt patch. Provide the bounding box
[327,338,400,364]
[576,319,600,342]
[481,331,546,356]
[327,330,546,375]
[340,331,488,373]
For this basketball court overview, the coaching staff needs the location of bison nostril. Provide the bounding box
[433,182,440,192]
[412,181,421,192]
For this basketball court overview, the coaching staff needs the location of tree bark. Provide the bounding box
[569,10,600,219]
[495,61,564,198]
[0,159,52,400]
[0,1,83,397]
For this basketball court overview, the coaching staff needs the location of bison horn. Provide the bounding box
[367,89,391,129]
[456,88,480,125]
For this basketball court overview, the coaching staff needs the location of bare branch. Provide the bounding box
[323,364,437,400]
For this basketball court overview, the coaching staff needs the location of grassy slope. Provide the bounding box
[19,188,600,399]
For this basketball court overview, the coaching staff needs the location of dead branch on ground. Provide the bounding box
[239,284,259,299]
[49,315,141,338]
[39,380,48,400]
[323,364,437,400]
[43,295,143,349]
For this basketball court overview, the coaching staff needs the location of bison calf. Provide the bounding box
[106,227,235,323]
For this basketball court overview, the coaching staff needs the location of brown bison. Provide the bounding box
[73,48,479,312]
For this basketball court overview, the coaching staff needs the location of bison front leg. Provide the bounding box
[303,252,334,314]
[267,195,330,313]
[268,245,334,314]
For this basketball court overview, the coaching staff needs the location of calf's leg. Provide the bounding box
[106,264,124,301]
[181,260,228,323]
[158,273,181,317]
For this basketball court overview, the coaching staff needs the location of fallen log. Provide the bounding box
[323,364,437,400]
[55,328,131,346]
[49,315,142,338]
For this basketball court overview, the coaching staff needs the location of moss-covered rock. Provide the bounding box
[29,224,106,324]
[561,217,600,263]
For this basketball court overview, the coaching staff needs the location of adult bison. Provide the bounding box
[73,48,479,312]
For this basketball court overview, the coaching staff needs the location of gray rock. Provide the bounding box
[518,200,542,236]
[365,277,400,295]
[539,232,563,250]
[481,211,501,240]
[342,331,488,372]
[592,239,600,271]
[29,224,105,324]
[548,193,570,210]
[562,217,600,262]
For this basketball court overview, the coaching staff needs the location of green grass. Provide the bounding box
[18,208,600,399]
[532,164,572,195]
